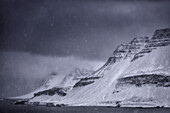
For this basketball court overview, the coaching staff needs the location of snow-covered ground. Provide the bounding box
[14,28,170,107]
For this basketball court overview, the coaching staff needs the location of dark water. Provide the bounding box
[0,100,170,113]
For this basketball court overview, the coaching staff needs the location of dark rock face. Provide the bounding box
[34,87,70,97]
[126,37,149,59]
[152,28,170,39]
[14,100,28,105]
[73,77,100,88]
[116,74,170,88]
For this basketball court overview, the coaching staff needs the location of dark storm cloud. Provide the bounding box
[0,0,170,60]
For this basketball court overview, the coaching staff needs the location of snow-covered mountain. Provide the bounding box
[14,68,93,99]
[20,28,170,107]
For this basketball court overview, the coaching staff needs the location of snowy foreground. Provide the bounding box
[13,28,170,108]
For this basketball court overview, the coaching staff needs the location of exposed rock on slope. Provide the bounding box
[22,28,170,107]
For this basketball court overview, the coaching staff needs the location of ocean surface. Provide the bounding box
[0,99,170,113]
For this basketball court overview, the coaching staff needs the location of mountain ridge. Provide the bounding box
[17,28,170,107]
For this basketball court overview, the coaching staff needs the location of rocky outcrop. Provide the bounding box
[73,77,100,88]
[116,74,170,88]
[111,37,149,62]
[34,87,71,97]
[133,28,170,61]
[152,28,170,39]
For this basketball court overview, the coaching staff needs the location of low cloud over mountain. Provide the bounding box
[0,51,103,98]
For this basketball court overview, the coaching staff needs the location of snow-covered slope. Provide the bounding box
[14,68,93,99]
[122,46,170,77]
[21,28,170,107]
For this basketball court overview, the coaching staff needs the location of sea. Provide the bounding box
[0,99,170,113]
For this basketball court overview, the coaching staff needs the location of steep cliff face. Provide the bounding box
[24,28,170,107]
[133,28,170,61]
[121,28,170,78]
[112,37,149,62]
[73,36,150,87]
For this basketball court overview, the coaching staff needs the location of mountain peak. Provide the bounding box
[20,28,170,107]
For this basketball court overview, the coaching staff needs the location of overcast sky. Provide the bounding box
[0,0,170,97]
[0,0,170,60]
